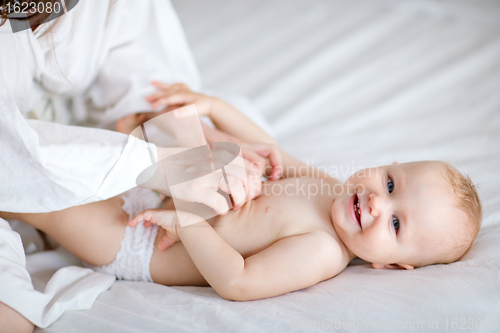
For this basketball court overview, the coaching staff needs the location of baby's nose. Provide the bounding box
[368,193,381,217]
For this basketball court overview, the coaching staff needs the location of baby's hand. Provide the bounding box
[129,209,180,251]
[146,82,215,117]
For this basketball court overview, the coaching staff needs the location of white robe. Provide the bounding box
[0,0,200,327]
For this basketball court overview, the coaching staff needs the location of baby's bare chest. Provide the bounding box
[211,178,336,258]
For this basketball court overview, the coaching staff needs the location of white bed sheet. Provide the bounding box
[34,0,500,331]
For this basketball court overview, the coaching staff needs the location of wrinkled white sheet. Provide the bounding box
[35,0,500,331]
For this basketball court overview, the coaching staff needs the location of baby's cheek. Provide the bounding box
[342,179,358,197]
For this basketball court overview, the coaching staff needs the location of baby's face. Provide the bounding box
[331,161,459,269]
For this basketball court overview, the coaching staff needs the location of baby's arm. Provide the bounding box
[147,83,334,181]
[277,149,333,180]
[130,210,345,301]
[147,82,275,145]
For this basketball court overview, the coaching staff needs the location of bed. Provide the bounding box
[28,0,500,331]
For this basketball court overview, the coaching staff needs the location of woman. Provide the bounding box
[0,1,278,331]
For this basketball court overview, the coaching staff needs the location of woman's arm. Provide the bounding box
[0,88,157,213]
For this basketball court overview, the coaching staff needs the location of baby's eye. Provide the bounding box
[392,216,399,232]
[387,178,394,193]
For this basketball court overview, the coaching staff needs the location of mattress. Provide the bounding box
[35,0,500,331]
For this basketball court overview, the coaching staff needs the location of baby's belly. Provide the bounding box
[211,197,283,258]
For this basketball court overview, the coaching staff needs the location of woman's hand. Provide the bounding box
[129,209,180,251]
[167,152,261,212]
[140,147,260,214]
[201,124,282,181]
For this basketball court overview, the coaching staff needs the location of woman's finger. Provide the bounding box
[216,164,248,192]
[244,160,262,201]
[219,175,246,209]
[196,187,230,216]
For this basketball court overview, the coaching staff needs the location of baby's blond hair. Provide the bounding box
[442,163,482,262]
[410,162,482,268]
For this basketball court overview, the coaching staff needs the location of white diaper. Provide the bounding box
[83,188,165,282]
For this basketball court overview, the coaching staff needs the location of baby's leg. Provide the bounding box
[0,197,128,266]
[1,197,210,286]
[150,228,209,286]
[147,198,209,286]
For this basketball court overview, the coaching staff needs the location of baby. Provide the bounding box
[1,85,482,301]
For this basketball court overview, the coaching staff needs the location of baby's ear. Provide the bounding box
[372,263,414,270]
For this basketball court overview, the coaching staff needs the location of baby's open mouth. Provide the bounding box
[354,194,362,229]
